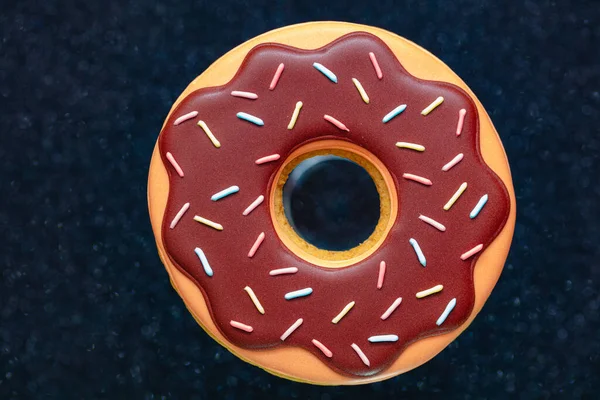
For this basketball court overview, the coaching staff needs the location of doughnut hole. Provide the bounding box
[282,155,380,251]
[270,140,398,269]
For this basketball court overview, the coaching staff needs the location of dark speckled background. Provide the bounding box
[1,1,599,398]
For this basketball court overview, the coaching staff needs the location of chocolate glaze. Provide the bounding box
[158,32,510,377]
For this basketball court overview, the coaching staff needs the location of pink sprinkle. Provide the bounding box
[255,154,281,164]
[460,244,483,260]
[248,232,265,258]
[269,63,285,90]
[173,111,198,126]
[418,214,446,232]
[351,343,370,367]
[403,173,433,186]
[230,320,253,333]
[442,153,464,171]
[312,339,332,358]
[166,152,184,177]
[324,114,349,132]
[381,297,403,320]
[377,261,386,289]
[280,318,303,341]
[231,91,258,100]
[170,202,190,229]
[243,195,264,216]
[456,109,467,136]
[369,52,383,79]
[269,267,298,276]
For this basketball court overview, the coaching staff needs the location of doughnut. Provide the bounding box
[148,22,516,385]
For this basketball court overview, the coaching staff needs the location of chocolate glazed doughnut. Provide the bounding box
[156,32,510,377]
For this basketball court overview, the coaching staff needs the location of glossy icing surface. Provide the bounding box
[158,32,510,377]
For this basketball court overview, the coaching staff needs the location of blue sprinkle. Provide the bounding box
[368,334,399,343]
[194,247,213,277]
[409,238,427,267]
[436,298,457,326]
[211,185,239,201]
[284,288,313,300]
[313,62,337,83]
[470,194,489,219]
[382,104,407,123]
[236,112,264,126]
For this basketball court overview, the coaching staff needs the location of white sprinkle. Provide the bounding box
[242,195,264,216]
[170,202,190,229]
[280,318,303,341]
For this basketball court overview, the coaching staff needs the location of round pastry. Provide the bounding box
[148,22,516,385]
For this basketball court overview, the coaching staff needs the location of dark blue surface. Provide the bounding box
[1,1,599,398]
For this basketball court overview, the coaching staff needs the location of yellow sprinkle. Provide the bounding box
[287,101,303,130]
[395,142,425,152]
[443,182,468,210]
[421,96,444,115]
[244,286,265,315]
[197,120,221,148]
[351,78,369,104]
[332,301,355,324]
[193,215,223,231]
[416,284,443,298]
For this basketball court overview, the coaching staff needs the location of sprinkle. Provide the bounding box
[470,194,489,219]
[166,152,184,177]
[242,195,265,216]
[442,153,464,171]
[382,104,407,123]
[418,214,446,232]
[436,298,457,326]
[269,63,284,90]
[211,185,240,201]
[237,112,264,126]
[352,78,369,104]
[313,62,337,83]
[244,286,265,315]
[421,96,444,115]
[284,288,313,300]
[269,267,298,276]
[280,318,303,341]
[255,154,280,164]
[287,101,303,130]
[170,202,190,229]
[416,284,444,299]
[456,109,467,136]
[331,301,355,324]
[377,261,386,289]
[193,215,223,231]
[231,91,258,100]
[312,339,332,357]
[460,244,483,260]
[403,173,432,186]
[409,238,427,267]
[351,343,370,366]
[443,182,468,210]
[380,297,402,320]
[174,111,198,125]
[369,52,383,79]
[230,320,253,333]
[197,120,221,148]
[324,114,349,132]
[248,232,265,258]
[395,142,425,152]
[194,247,213,277]
[368,335,399,343]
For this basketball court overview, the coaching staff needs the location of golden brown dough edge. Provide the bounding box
[147,21,517,385]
